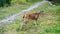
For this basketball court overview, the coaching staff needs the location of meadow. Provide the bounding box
[0,0,41,20]
[0,0,60,34]
[0,1,60,34]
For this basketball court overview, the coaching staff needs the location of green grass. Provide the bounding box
[0,5,25,19]
[0,0,42,20]
[0,2,60,34]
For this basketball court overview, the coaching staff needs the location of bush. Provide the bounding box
[11,0,26,4]
[0,0,11,7]
[53,0,60,3]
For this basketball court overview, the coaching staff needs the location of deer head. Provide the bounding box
[39,10,44,15]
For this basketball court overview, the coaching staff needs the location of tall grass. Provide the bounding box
[0,2,60,34]
[0,0,42,20]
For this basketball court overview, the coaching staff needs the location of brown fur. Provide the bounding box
[23,10,44,24]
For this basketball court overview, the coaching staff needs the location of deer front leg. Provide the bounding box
[20,19,28,30]
[34,20,37,26]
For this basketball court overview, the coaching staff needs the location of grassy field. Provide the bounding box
[0,1,60,34]
[0,0,42,20]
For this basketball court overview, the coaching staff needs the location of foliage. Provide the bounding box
[0,0,11,7]
[0,0,41,7]
[11,0,27,5]
[53,0,60,3]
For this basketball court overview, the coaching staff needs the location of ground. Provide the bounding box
[0,1,60,34]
